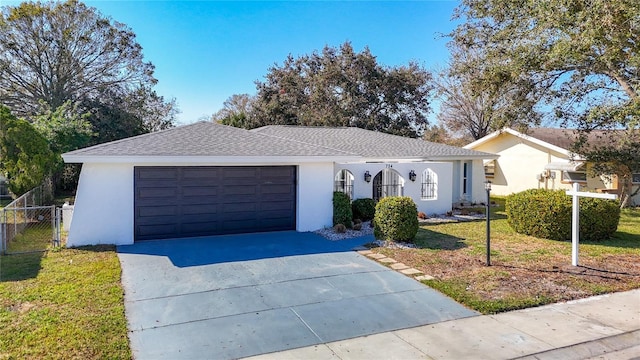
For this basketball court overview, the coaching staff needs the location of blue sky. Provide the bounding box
[7,0,461,124]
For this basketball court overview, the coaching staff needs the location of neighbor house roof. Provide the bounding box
[63,122,497,164]
[464,127,625,159]
[464,128,572,156]
[252,126,496,161]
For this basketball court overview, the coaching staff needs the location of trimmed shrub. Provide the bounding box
[333,191,353,228]
[374,196,419,242]
[352,198,376,221]
[353,222,362,231]
[333,224,346,233]
[506,189,620,241]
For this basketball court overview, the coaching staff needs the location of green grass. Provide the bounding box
[0,246,131,359]
[374,197,640,314]
[6,226,55,253]
[424,278,555,314]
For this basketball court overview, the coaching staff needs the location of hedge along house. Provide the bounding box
[62,122,496,247]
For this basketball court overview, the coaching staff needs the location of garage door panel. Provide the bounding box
[222,202,257,213]
[181,222,220,235]
[181,196,220,206]
[138,205,177,217]
[138,187,179,199]
[181,167,220,178]
[261,184,294,194]
[260,202,294,211]
[182,213,222,223]
[137,224,179,237]
[182,186,218,196]
[135,215,177,225]
[181,204,219,215]
[138,168,179,180]
[135,166,296,241]
[223,185,258,196]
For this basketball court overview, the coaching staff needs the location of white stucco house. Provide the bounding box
[62,122,496,246]
[464,127,640,205]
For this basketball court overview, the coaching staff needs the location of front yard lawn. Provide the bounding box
[0,246,130,359]
[372,199,640,314]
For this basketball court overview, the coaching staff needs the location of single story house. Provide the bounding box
[62,122,497,246]
[464,127,640,205]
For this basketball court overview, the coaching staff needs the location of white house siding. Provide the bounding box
[68,163,134,247]
[67,161,335,247]
[334,162,454,216]
[470,159,488,204]
[297,162,334,232]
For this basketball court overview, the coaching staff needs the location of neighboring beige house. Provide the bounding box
[464,128,640,206]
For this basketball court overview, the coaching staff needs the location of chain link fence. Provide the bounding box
[0,185,60,254]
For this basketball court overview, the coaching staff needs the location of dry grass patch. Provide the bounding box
[372,200,640,314]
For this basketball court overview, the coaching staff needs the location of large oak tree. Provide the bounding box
[246,42,433,138]
[0,0,175,139]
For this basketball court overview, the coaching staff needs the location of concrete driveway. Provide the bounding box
[117,232,478,359]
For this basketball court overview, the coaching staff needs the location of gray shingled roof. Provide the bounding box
[63,122,496,161]
[63,121,354,158]
[252,126,495,159]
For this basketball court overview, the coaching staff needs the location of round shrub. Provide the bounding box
[374,196,419,242]
[506,189,620,241]
[352,198,376,221]
[333,191,353,228]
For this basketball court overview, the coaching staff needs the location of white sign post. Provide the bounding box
[566,182,617,266]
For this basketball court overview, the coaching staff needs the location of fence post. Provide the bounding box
[1,209,5,254]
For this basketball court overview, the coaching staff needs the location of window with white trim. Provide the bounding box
[334,169,354,199]
[421,169,437,200]
[484,160,495,178]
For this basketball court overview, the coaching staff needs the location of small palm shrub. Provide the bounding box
[506,189,620,241]
[374,196,419,242]
[333,191,352,228]
[352,198,376,221]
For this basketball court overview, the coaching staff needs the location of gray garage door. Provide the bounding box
[134,166,296,241]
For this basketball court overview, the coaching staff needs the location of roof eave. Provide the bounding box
[465,127,578,158]
[62,154,361,164]
[339,154,500,163]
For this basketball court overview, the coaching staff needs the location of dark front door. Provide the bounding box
[134,166,296,241]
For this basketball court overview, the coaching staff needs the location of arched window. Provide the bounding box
[334,169,354,199]
[372,169,404,202]
[421,169,437,200]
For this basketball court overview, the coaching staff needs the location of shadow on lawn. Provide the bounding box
[582,233,640,249]
[414,228,468,250]
[0,252,43,281]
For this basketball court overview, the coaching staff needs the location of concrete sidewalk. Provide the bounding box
[244,289,640,360]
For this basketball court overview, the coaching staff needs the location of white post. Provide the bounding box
[566,184,617,267]
[571,182,580,266]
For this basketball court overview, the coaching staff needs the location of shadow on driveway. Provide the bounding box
[117,231,372,267]
[117,231,478,360]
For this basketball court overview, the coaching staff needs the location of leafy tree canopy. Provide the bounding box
[244,42,433,137]
[0,0,176,143]
[212,94,255,125]
[452,0,639,206]
[0,106,56,196]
